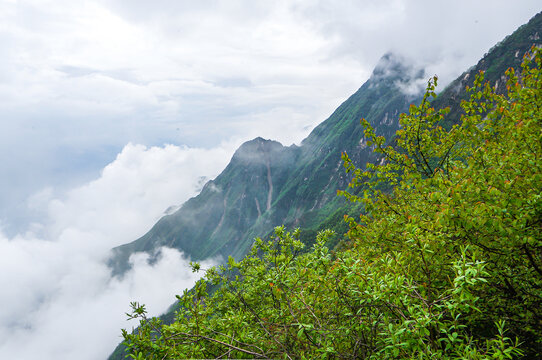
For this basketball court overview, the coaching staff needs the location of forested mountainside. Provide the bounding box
[108,52,425,276]
[110,13,542,277]
[109,11,542,360]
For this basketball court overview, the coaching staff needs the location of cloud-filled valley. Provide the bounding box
[0,143,230,359]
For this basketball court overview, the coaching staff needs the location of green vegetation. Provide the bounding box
[120,50,542,359]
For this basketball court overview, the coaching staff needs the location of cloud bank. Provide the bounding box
[0,142,234,360]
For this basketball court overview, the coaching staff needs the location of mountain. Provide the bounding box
[109,10,542,283]
[108,11,542,359]
[108,52,425,276]
[107,51,425,360]
[110,9,542,274]
[109,138,298,274]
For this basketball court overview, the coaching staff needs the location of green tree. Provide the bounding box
[341,46,542,357]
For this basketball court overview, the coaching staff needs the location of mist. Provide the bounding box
[0,142,232,359]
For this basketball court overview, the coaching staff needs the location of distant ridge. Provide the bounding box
[433,11,542,126]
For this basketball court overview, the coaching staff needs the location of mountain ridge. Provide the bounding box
[108,52,424,276]
[108,11,542,360]
[109,8,542,273]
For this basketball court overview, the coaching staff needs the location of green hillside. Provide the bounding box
[109,138,300,274]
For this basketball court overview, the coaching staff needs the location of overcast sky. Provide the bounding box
[0,1,540,359]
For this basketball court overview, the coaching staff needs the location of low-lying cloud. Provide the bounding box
[0,142,235,360]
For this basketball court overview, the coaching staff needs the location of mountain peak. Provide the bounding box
[372,53,413,77]
[231,137,285,164]
[369,52,426,96]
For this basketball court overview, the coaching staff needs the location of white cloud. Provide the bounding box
[0,1,360,232]
[45,142,235,242]
[0,142,233,360]
[297,0,541,87]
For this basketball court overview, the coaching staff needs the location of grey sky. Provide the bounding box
[0,1,540,359]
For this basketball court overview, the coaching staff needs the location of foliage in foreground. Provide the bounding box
[122,49,542,359]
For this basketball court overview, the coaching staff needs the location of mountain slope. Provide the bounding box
[109,138,299,275]
[109,53,424,276]
[110,10,542,274]
[433,11,542,127]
